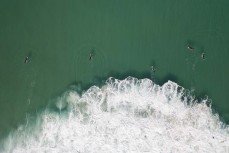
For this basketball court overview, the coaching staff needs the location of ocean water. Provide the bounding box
[1,77,228,153]
[1,0,229,152]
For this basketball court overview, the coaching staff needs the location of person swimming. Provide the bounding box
[201,52,206,60]
[89,53,93,60]
[151,65,156,72]
[187,46,194,51]
[24,56,29,63]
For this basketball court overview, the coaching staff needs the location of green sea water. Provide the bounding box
[0,0,229,139]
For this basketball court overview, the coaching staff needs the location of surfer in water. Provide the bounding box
[187,46,194,51]
[89,49,95,61]
[151,65,156,72]
[201,52,206,60]
[89,52,93,60]
[24,56,29,63]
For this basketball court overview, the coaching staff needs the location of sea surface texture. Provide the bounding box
[0,0,229,152]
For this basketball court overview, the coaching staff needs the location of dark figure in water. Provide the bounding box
[24,56,29,63]
[89,49,95,61]
[151,65,156,72]
[187,46,194,51]
[201,52,206,60]
[89,53,93,60]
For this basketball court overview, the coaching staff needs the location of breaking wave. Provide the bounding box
[1,77,229,153]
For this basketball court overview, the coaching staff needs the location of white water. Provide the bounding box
[1,77,229,153]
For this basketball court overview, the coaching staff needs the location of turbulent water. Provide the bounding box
[1,77,229,153]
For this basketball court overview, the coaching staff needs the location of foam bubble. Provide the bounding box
[1,77,229,153]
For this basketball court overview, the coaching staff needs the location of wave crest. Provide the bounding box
[2,77,229,153]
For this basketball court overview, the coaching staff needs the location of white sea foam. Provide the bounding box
[1,77,229,153]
